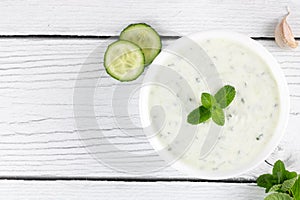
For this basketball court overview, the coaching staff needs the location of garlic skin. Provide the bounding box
[275,12,298,49]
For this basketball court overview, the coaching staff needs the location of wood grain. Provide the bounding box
[0,38,299,179]
[0,180,265,200]
[0,0,300,37]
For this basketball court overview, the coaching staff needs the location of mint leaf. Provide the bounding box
[187,106,211,125]
[284,171,298,180]
[291,176,300,200]
[257,174,277,192]
[264,193,293,200]
[211,105,225,126]
[214,85,236,109]
[281,177,297,192]
[273,160,286,184]
[201,93,215,108]
[269,184,283,193]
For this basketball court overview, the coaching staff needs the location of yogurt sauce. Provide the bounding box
[144,37,280,174]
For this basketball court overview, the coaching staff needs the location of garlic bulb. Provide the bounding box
[275,11,298,49]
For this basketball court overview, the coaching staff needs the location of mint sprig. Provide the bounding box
[257,160,300,200]
[187,85,236,126]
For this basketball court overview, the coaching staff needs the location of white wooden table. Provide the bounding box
[0,0,300,199]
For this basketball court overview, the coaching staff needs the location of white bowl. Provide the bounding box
[139,31,290,179]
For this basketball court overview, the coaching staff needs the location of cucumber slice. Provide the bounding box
[104,40,145,82]
[120,23,162,65]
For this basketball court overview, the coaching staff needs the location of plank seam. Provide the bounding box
[0,35,298,40]
[0,35,180,39]
[0,176,256,183]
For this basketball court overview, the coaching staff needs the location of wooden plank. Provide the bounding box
[0,38,299,179]
[0,180,265,199]
[0,0,300,37]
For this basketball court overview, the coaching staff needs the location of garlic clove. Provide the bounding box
[275,12,298,49]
